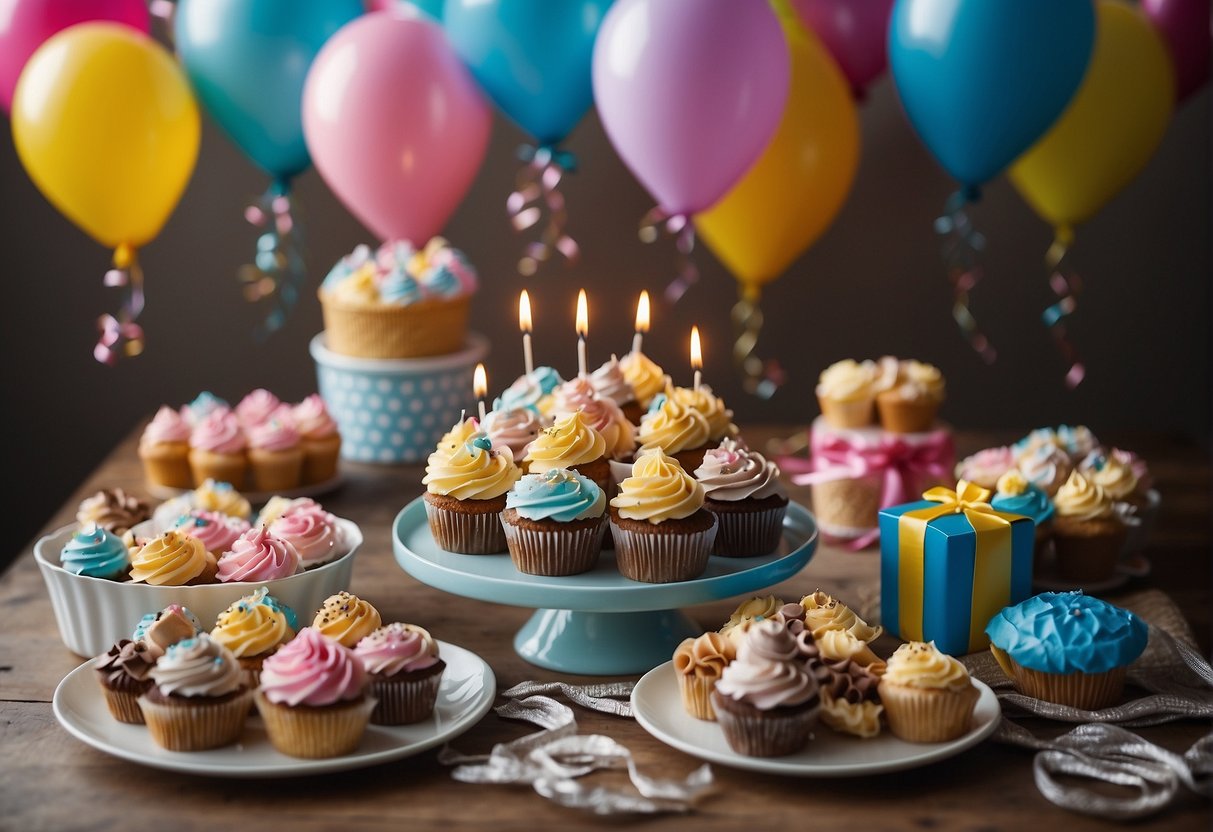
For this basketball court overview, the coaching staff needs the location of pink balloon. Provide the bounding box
[0,0,150,113]
[1142,0,1211,101]
[791,0,895,98]
[302,12,491,244]
[591,0,790,216]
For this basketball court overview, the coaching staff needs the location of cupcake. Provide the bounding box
[551,376,637,463]
[246,415,304,493]
[1081,450,1144,510]
[318,238,475,359]
[76,488,151,537]
[875,359,945,433]
[188,409,248,490]
[134,604,203,660]
[672,631,736,720]
[986,591,1148,710]
[268,503,346,569]
[493,368,559,416]
[138,634,253,751]
[94,639,155,724]
[181,391,230,426]
[1013,426,1062,458]
[815,359,881,428]
[591,354,643,425]
[129,531,218,586]
[523,410,611,493]
[954,446,1017,492]
[1017,442,1073,497]
[719,594,784,637]
[670,385,738,449]
[427,416,482,467]
[312,591,382,648]
[1056,424,1100,461]
[292,394,343,485]
[256,495,320,528]
[1050,470,1129,582]
[481,407,545,464]
[991,470,1054,559]
[635,389,712,473]
[695,438,788,557]
[354,623,446,725]
[801,638,884,739]
[216,526,302,583]
[608,448,717,583]
[878,641,978,743]
[210,586,298,686]
[235,388,282,429]
[618,349,666,417]
[799,590,884,668]
[192,478,253,520]
[60,523,130,580]
[423,434,522,554]
[710,620,821,757]
[171,510,251,558]
[255,627,375,758]
[501,468,607,576]
[138,406,193,490]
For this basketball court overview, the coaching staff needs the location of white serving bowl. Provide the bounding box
[35,517,362,658]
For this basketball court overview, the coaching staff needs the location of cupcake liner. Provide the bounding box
[878,682,978,743]
[300,436,342,485]
[138,688,254,751]
[990,646,1127,710]
[1052,524,1128,583]
[100,686,146,725]
[817,395,875,429]
[370,668,444,725]
[424,500,507,554]
[609,518,716,583]
[255,691,377,758]
[320,294,469,359]
[502,519,606,576]
[876,397,939,434]
[248,448,304,492]
[811,476,883,535]
[710,692,817,757]
[140,445,193,490]
[676,673,719,721]
[710,504,786,557]
[187,450,247,491]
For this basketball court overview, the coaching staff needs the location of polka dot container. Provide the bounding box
[310,332,489,463]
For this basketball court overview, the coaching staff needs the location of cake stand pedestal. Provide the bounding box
[392,498,819,675]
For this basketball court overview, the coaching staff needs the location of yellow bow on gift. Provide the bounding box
[897,480,1016,652]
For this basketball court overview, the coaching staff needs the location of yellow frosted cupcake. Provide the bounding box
[210,587,298,686]
[129,531,217,586]
[423,433,522,554]
[635,388,713,473]
[815,359,882,428]
[1051,470,1129,583]
[875,359,946,433]
[878,641,978,743]
[673,632,736,720]
[523,410,610,491]
[312,591,382,649]
[618,349,666,417]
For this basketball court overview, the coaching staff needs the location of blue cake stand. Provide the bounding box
[392,497,819,675]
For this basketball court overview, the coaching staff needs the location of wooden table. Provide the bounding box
[3,425,1209,831]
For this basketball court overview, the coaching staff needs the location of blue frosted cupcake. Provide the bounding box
[61,523,129,580]
[991,470,1055,562]
[986,591,1147,709]
[500,468,607,576]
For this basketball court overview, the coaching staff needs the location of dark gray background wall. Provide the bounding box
[2,68,1208,562]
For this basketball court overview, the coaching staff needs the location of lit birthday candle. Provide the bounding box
[632,290,650,355]
[691,325,703,393]
[474,363,488,422]
[576,288,589,379]
[519,289,534,376]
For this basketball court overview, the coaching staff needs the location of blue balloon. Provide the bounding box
[443,0,614,146]
[888,0,1095,187]
[174,0,364,182]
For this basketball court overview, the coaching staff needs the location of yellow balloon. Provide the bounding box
[695,5,859,287]
[1009,1,1174,233]
[11,22,200,259]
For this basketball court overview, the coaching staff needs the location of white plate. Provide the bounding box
[631,661,1000,777]
[53,640,495,778]
[145,474,344,505]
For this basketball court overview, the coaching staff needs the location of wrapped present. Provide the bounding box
[879,481,1034,655]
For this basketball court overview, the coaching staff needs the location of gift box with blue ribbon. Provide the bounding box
[879,481,1035,656]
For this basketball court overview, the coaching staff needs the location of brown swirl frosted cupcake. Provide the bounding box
[673,632,736,720]
[76,488,152,537]
[94,639,156,724]
[694,438,788,556]
[423,433,522,554]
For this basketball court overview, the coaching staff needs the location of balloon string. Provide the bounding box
[639,207,698,303]
[730,287,785,399]
[94,245,145,366]
[239,182,305,342]
[1043,228,1086,389]
[507,145,580,277]
[934,189,996,364]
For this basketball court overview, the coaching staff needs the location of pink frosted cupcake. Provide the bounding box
[481,407,546,463]
[247,414,304,492]
[591,354,642,424]
[292,394,342,485]
[552,376,637,463]
[216,526,302,583]
[954,446,1017,492]
[171,510,251,557]
[236,388,282,429]
[255,627,375,758]
[189,410,248,490]
[269,504,346,569]
[354,623,446,725]
[139,406,193,490]
[694,438,788,557]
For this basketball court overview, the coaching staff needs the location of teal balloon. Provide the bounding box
[174,0,364,181]
[888,0,1095,187]
[443,0,613,146]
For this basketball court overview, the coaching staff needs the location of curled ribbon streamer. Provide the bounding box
[731,286,786,399]
[640,207,698,303]
[238,181,305,341]
[934,189,996,364]
[94,243,146,366]
[508,144,580,277]
[499,680,635,717]
[1043,226,1086,389]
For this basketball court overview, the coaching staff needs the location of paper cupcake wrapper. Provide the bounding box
[879,682,978,743]
[255,692,377,759]
[711,694,818,757]
[101,686,146,725]
[502,520,606,576]
[712,504,786,557]
[990,646,1127,710]
[817,396,875,429]
[811,477,882,534]
[370,671,443,725]
[138,688,254,751]
[1052,528,1127,583]
[248,450,304,493]
[425,501,507,554]
[676,673,719,721]
[140,450,193,491]
[876,398,939,434]
[609,519,716,583]
[321,295,469,359]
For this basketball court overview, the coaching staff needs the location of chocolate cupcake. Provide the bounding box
[695,438,788,557]
[94,639,155,724]
[354,623,446,725]
[501,468,607,576]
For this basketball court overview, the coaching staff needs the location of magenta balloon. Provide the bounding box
[1142,0,1211,101]
[591,0,790,216]
[0,0,150,113]
[791,0,895,97]
[302,12,491,244]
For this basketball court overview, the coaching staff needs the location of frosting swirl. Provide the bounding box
[1082,453,1139,501]
[954,446,1017,491]
[193,479,252,519]
[695,438,785,501]
[673,632,736,680]
[618,351,666,406]
[247,415,300,452]
[172,510,250,555]
[1053,470,1115,521]
[190,409,247,455]
[182,391,230,426]
[494,373,547,414]
[259,627,367,706]
[129,531,211,586]
[816,359,878,401]
[236,388,282,428]
[269,506,344,568]
[76,488,151,536]
[95,639,155,687]
[714,620,819,710]
[721,595,784,634]
[882,641,972,691]
[255,496,318,528]
[991,471,1055,527]
[354,623,440,677]
[424,436,522,500]
[428,417,481,466]
[524,411,607,472]
[210,587,298,658]
[216,526,302,583]
[482,408,545,463]
[610,448,705,523]
[986,591,1148,674]
[150,634,244,698]
[1057,424,1100,460]
[590,355,637,405]
[1017,443,1073,496]
[800,590,882,642]
[292,394,339,439]
[61,524,130,579]
[670,385,737,441]
[890,359,945,402]
[507,468,606,522]
[313,591,382,648]
[552,377,635,460]
[140,405,190,447]
[637,391,711,455]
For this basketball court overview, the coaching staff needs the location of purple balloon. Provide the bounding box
[791,0,895,98]
[1142,0,1211,101]
[591,0,790,216]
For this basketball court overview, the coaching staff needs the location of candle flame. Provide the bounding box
[690,325,702,370]
[635,290,650,333]
[576,289,588,338]
[519,289,532,333]
[473,363,487,399]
